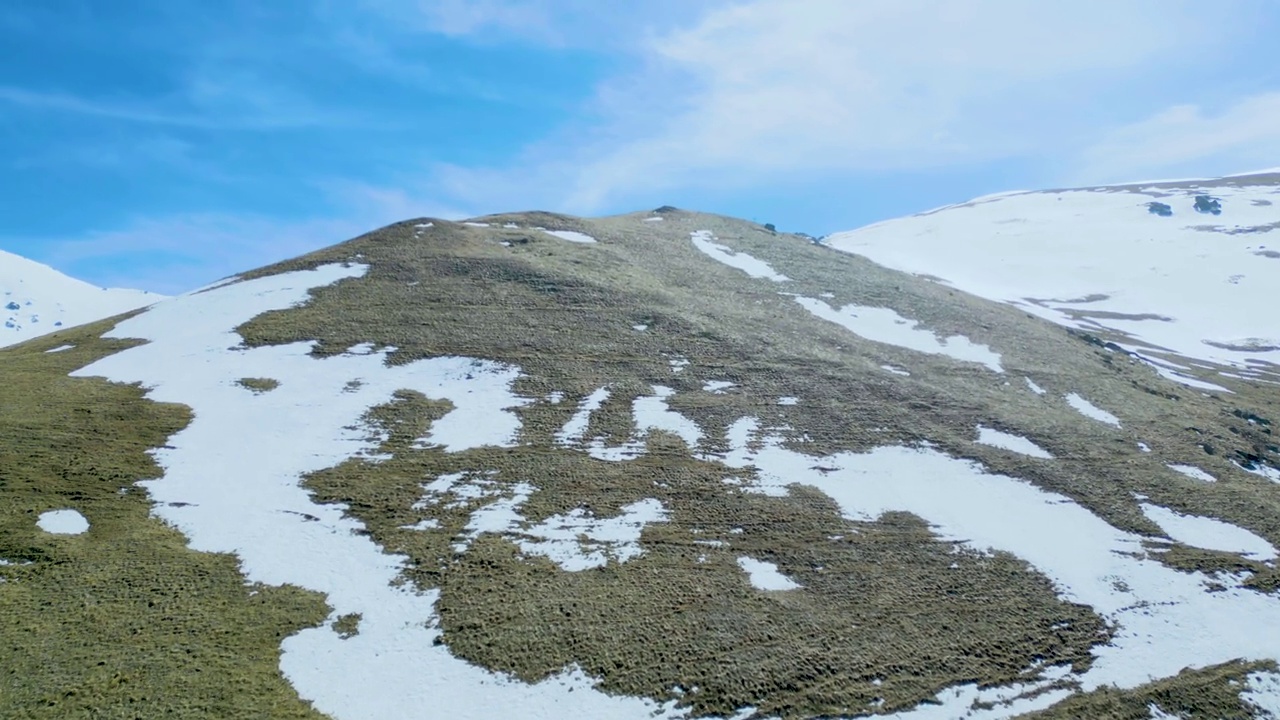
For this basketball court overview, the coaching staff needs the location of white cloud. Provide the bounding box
[1072,92,1280,184]
[421,0,1255,213]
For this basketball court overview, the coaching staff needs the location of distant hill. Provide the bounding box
[0,248,162,347]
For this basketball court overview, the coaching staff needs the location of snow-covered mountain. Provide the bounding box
[3,199,1280,719]
[827,170,1280,392]
[0,248,163,348]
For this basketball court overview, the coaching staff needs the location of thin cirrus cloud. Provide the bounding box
[1071,92,1280,184]
[420,0,1278,214]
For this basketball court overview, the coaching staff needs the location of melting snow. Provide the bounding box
[1146,704,1183,719]
[975,426,1053,459]
[1238,461,1280,484]
[777,396,798,406]
[1140,503,1277,561]
[720,416,1280,715]
[439,487,668,571]
[690,231,790,282]
[1024,377,1047,395]
[36,509,89,535]
[703,380,735,393]
[70,264,692,720]
[1244,671,1280,717]
[555,386,702,462]
[794,297,1004,372]
[541,229,597,244]
[45,344,74,353]
[1168,464,1217,483]
[736,557,802,591]
[556,388,611,445]
[1064,393,1121,427]
[881,365,911,377]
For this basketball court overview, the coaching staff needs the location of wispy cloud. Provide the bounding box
[1071,92,1280,184]
[0,82,368,130]
[409,0,1266,214]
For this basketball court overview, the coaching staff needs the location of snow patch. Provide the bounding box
[1238,461,1280,484]
[703,380,735,394]
[975,426,1054,459]
[44,344,74,353]
[794,297,1003,372]
[1140,503,1277,560]
[777,396,799,406]
[542,229,597,244]
[736,557,801,591]
[1025,377,1047,395]
[1167,464,1217,483]
[36,509,89,535]
[690,231,790,282]
[1065,393,1121,427]
[1243,671,1280,718]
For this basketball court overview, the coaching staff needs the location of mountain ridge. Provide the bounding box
[0,248,163,348]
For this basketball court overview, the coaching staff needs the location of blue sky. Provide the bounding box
[2,0,1279,293]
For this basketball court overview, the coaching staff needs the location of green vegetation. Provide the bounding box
[0,319,329,719]
[237,377,281,394]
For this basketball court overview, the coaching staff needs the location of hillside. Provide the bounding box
[2,196,1279,719]
[0,249,163,347]
[826,171,1280,393]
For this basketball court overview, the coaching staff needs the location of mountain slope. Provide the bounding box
[2,207,1279,719]
[0,248,163,347]
[826,172,1280,392]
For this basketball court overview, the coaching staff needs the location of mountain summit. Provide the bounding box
[0,249,162,348]
[2,185,1279,719]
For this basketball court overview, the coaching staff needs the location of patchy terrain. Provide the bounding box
[3,179,1280,719]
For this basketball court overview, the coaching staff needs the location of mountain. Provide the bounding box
[2,195,1279,719]
[827,171,1280,393]
[0,248,163,348]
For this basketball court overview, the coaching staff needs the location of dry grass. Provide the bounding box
[231,211,1280,715]
[0,319,329,719]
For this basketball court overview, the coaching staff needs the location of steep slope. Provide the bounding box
[2,209,1279,719]
[826,172,1280,392]
[0,248,163,347]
